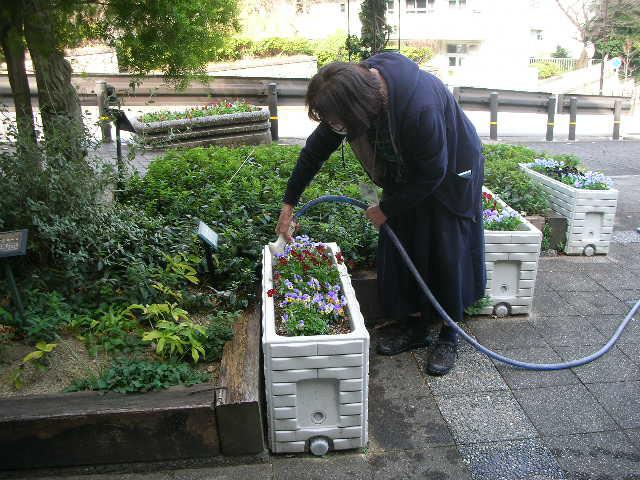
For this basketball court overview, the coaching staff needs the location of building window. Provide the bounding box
[449,0,466,7]
[406,0,433,14]
[531,29,543,41]
[386,0,394,14]
[447,43,468,67]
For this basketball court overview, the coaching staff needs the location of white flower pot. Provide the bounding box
[261,243,369,454]
[480,188,542,317]
[520,164,618,255]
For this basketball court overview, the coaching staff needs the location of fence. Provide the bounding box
[453,86,632,141]
[528,57,601,72]
[0,73,633,142]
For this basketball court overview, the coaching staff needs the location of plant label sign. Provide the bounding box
[198,221,218,250]
[0,230,28,258]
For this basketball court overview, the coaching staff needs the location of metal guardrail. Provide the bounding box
[453,86,632,141]
[0,73,632,142]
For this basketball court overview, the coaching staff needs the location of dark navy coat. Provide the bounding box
[284,52,486,322]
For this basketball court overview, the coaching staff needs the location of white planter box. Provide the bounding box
[521,164,618,256]
[261,243,369,454]
[480,188,542,317]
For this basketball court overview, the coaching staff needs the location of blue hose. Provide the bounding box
[294,194,640,371]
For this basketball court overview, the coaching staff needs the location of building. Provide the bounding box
[240,0,584,88]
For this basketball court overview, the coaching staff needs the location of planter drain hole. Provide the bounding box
[311,411,326,424]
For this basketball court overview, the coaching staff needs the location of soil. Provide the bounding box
[0,332,221,399]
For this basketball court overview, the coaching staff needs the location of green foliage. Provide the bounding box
[139,101,259,123]
[122,144,377,306]
[17,290,75,343]
[67,358,209,393]
[22,341,57,369]
[464,296,492,316]
[482,144,550,215]
[551,45,570,58]
[284,302,330,336]
[541,223,552,251]
[69,305,143,355]
[400,46,434,65]
[202,310,237,361]
[142,319,207,363]
[531,61,562,79]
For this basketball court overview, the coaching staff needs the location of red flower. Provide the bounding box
[335,252,345,264]
[279,258,288,265]
[267,288,277,297]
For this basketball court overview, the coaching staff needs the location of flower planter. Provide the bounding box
[520,164,618,256]
[261,243,369,454]
[480,188,543,317]
[130,109,271,149]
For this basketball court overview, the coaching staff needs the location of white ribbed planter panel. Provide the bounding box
[480,188,542,317]
[520,164,618,256]
[261,243,369,454]
[130,109,271,149]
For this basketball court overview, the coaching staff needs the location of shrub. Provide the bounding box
[400,46,434,65]
[67,358,209,393]
[482,144,550,215]
[530,61,562,79]
[203,310,237,361]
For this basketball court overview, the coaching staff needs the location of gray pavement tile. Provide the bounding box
[536,270,605,292]
[436,391,537,444]
[528,315,607,347]
[542,431,640,480]
[613,290,640,309]
[625,428,640,451]
[590,314,640,345]
[513,384,618,436]
[465,318,549,349]
[558,291,630,316]
[20,464,274,480]
[368,389,454,451]
[607,243,640,272]
[492,346,581,390]
[368,447,472,480]
[415,343,509,396]
[368,350,431,399]
[619,343,640,364]
[585,267,640,292]
[532,291,577,317]
[553,345,640,384]
[272,452,369,480]
[538,256,612,273]
[587,381,640,430]
[458,439,566,480]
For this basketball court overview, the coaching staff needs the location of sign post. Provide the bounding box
[197,221,219,278]
[0,230,29,324]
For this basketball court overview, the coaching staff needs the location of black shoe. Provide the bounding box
[425,340,458,376]
[376,324,433,356]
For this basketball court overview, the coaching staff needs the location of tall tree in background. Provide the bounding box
[592,0,640,78]
[554,0,601,67]
[357,0,392,59]
[0,0,239,158]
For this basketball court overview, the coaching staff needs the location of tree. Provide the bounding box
[591,0,640,78]
[346,0,392,60]
[554,0,601,66]
[552,45,570,58]
[0,0,239,158]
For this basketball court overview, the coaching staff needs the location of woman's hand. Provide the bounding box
[366,204,388,229]
[276,204,296,241]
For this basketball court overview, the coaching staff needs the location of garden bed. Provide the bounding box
[130,107,272,149]
[521,163,618,256]
[261,241,369,454]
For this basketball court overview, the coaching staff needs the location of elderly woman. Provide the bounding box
[276,52,485,375]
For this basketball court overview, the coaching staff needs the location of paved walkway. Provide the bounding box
[20,140,639,480]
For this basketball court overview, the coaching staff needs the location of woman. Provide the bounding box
[276,52,486,376]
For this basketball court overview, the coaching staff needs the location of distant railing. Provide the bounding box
[528,57,601,72]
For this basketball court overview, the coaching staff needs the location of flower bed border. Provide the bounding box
[129,109,272,149]
[261,243,369,454]
[520,164,618,256]
[481,188,543,317]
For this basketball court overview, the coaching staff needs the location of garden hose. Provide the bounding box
[294,194,640,371]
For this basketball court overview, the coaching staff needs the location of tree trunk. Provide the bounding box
[0,2,38,154]
[22,0,83,159]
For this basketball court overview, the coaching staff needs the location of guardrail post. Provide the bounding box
[489,92,498,141]
[568,96,577,141]
[96,80,112,143]
[613,99,622,140]
[267,82,278,141]
[546,96,556,141]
